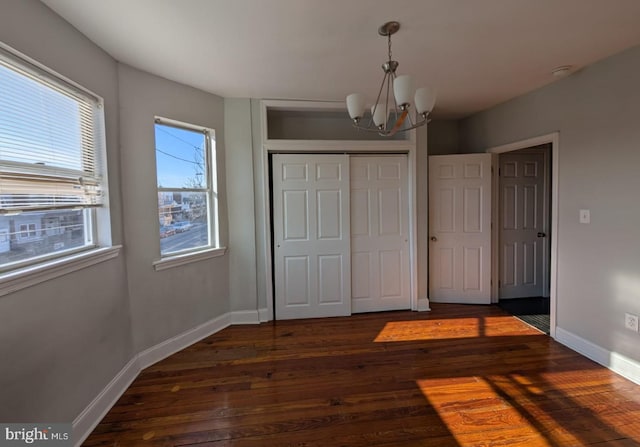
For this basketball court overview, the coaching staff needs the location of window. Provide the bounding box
[154,118,218,257]
[0,46,106,271]
[18,223,37,239]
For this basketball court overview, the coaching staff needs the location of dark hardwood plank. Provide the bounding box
[83,304,640,446]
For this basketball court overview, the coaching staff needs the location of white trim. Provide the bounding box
[264,139,415,152]
[490,153,499,302]
[72,311,236,446]
[417,298,431,311]
[555,327,640,386]
[153,246,227,271]
[137,312,232,370]
[409,136,420,311]
[72,356,139,447]
[486,132,559,338]
[230,310,261,325]
[0,245,121,297]
[258,307,270,322]
[260,122,274,321]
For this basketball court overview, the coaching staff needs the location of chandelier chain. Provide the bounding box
[388,33,392,61]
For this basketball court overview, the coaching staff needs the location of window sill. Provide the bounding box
[0,245,122,297]
[153,247,227,271]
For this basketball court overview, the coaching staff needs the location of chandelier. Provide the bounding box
[346,21,436,137]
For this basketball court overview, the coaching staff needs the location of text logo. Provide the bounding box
[1,424,71,447]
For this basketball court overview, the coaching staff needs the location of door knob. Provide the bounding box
[430,236,438,242]
[537,232,546,238]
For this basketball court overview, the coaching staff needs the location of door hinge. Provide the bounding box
[498,168,501,176]
[498,280,502,288]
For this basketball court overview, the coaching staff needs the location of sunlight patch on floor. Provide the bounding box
[416,376,566,446]
[374,318,481,342]
[373,316,541,342]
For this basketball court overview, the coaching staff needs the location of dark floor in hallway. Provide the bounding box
[498,297,550,334]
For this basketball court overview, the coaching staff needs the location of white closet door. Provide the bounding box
[351,156,410,313]
[273,154,351,319]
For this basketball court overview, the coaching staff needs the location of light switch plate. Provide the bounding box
[579,209,590,224]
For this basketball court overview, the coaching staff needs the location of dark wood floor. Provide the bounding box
[84,304,640,446]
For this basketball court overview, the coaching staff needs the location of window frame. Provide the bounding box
[153,117,222,265]
[0,41,117,286]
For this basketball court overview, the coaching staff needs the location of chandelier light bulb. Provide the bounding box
[415,87,436,115]
[346,93,366,120]
[371,104,386,127]
[393,75,413,108]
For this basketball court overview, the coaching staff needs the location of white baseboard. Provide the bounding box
[72,311,233,447]
[231,310,261,324]
[72,356,139,447]
[555,327,640,385]
[137,313,232,370]
[258,307,270,322]
[417,298,431,311]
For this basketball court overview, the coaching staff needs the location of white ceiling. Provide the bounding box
[42,0,640,118]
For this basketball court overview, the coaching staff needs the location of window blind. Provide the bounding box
[0,50,103,213]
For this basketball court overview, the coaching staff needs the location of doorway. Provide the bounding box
[496,145,551,333]
[489,133,559,337]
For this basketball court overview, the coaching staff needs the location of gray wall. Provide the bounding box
[460,45,640,362]
[0,0,235,424]
[118,64,230,353]
[225,99,258,312]
[0,0,132,422]
[428,120,461,155]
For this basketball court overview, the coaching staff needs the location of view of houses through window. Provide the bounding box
[0,210,88,266]
[0,47,103,271]
[155,120,217,256]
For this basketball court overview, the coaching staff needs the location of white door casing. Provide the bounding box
[351,156,410,313]
[499,149,548,298]
[428,154,492,304]
[272,154,351,319]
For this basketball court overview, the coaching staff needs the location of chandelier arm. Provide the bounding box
[389,72,397,130]
[372,70,389,128]
[405,106,416,127]
[384,70,391,130]
[382,112,431,137]
[351,123,393,133]
[379,109,408,137]
[398,114,431,132]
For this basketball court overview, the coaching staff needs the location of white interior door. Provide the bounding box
[273,154,351,319]
[499,150,547,298]
[350,155,410,313]
[429,154,492,304]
